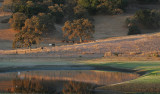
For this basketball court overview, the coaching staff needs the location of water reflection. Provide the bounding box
[0,70,139,93]
[12,78,47,93]
[11,78,94,94]
[62,81,93,94]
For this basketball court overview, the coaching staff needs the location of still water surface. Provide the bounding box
[0,70,139,93]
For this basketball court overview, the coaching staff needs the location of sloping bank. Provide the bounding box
[82,59,160,93]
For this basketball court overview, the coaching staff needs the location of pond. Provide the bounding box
[0,70,139,94]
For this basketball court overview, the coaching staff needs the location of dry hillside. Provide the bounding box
[1,32,160,59]
[0,1,160,54]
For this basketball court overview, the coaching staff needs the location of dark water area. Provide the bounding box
[0,70,139,94]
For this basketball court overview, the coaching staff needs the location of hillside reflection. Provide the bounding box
[0,70,139,93]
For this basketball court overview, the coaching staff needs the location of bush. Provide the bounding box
[0,18,9,23]
[128,25,141,35]
[62,18,95,43]
[135,9,160,28]
[136,0,159,4]
[126,17,141,35]
[97,0,128,14]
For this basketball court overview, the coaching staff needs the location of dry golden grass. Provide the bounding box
[0,29,16,41]
[0,32,160,60]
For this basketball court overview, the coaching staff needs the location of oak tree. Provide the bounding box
[12,13,54,48]
[62,18,95,43]
[9,12,27,31]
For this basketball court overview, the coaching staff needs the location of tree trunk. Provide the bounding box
[29,47,31,51]
[80,37,83,43]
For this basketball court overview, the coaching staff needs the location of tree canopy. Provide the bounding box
[9,12,27,31]
[12,13,54,48]
[62,18,95,43]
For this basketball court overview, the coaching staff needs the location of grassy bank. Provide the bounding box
[82,59,160,93]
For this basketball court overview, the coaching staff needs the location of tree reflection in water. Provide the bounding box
[12,78,56,94]
[62,81,94,94]
[11,78,94,94]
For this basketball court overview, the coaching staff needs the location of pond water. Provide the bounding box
[0,70,139,94]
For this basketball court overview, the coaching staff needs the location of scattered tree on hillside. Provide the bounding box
[13,16,42,49]
[14,1,48,18]
[135,9,160,28]
[63,0,77,21]
[97,0,127,14]
[12,78,45,93]
[136,0,159,4]
[12,13,55,49]
[51,0,65,5]
[78,0,128,14]
[74,5,90,19]
[9,12,27,31]
[62,18,95,43]
[2,0,16,12]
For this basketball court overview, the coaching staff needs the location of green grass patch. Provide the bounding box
[83,61,160,93]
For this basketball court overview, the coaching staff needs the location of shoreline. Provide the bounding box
[1,54,160,61]
[0,56,146,76]
[0,64,144,74]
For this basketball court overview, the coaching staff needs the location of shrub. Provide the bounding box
[135,9,160,28]
[14,1,48,18]
[136,0,159,4]
[126,17,141,35]
[126,9,160,35]
[62,18,95,43]
[97,0,128,14]
[48,4,64,23]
